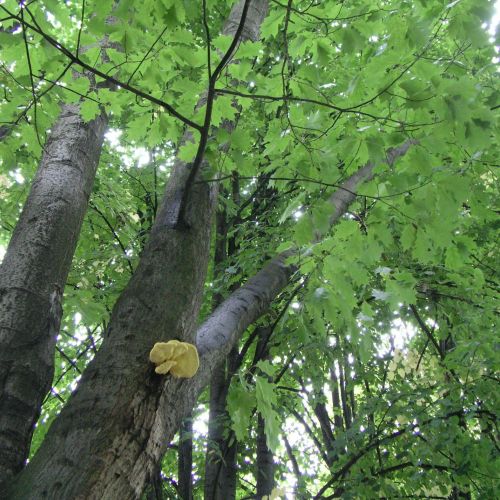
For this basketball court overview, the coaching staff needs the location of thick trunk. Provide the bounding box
[0,104,107,483]
[178,414,193,500]
[4,1,268,498]
[5,131,218,499]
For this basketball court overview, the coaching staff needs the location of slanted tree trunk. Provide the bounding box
[0,103,107,483]
[3,1,269,497]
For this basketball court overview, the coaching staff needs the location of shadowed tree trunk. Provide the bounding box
[0,103,107,483]
[313,402,336,467]
[256,414,275,498]
[255,329,275,498]
[330,367,344,434]
[205,175,248,500]
[178,414,193,500]
[204,348,239,500]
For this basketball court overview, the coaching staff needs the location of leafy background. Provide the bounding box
[0,0,498,497]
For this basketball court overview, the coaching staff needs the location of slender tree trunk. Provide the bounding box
[3,1,269,497]
[256,414,275,498]
[338,362,352,430]
[178,414,193,500]
[330,367,344,433]
[205,181,241,500]
[313,402,336,466]
[145,465,164,500]
[0,104,107,483]
[283,434,302,496]
[204,350,239,500]
[205,361,228,499]
[255,330,274,498]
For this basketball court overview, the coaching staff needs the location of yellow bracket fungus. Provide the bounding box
[149,340,199,378]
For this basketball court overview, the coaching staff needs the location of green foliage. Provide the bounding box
[1,0,498,497]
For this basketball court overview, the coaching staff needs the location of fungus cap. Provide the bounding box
[149,340,199,378]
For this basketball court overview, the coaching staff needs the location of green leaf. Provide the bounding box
[80,99,100,122]
[227,382,256,442]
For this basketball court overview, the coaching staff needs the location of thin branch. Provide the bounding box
[126,25,169,85]
[173,0,253,228]
[410,304,443,359]
[0,4,202,131]
[76,0,85,56]
[89,202,134,275]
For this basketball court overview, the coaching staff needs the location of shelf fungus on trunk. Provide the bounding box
[149,340,199,378]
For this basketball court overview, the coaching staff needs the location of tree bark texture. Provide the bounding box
[3,1,269,498]
[0,104,107,484]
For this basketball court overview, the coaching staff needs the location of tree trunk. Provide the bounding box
[178,414,193,500]
[256,414,275,498]
[3,1,269,497]
[338,361,352,430]
[204,351,239,500]
[205,184,240,500]
[255,326,275,498]
[313,402,336,467]
[0,104,107,483]
[283,434,302,496]
[330,367,344,433]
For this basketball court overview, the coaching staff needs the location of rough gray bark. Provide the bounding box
[3,1,269,498]
[4,122,217,500]
[0,104,107,483]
